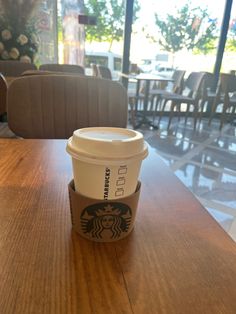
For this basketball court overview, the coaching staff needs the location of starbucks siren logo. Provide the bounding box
[81,202,132,239]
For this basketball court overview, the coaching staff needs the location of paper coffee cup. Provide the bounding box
[66,127,148,200]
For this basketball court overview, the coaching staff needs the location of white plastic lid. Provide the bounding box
[66,127,148,165]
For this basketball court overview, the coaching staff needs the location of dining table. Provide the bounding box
[1,138,236,314]
[133,73,173,129]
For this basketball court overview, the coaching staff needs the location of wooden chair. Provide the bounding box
[0,73,7,117]
[151,70,186,124]
[7,75,128,139]
[159,72,205,129]
[39,64,85,75]
[97,65,112,80]
[209,73,236,129]
[0,60,37,77]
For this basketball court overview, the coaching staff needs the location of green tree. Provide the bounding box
[84,0,140,50]
[225,18,236,52]
[155,3,217,58]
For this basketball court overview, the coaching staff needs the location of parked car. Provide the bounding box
[151,64,175,78]
[138,58,157,73]
[85,51,122,80]
[138,59,174,78]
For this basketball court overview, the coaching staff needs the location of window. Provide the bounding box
[84,55,108,68]
[114,57,122,71]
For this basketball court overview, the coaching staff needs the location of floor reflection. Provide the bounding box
[138,117,236,241]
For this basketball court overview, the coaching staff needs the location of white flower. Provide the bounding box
[1,50,9,60]
[1,29,12,41]
[0,42,4,53]
[20,55,31,63]
[9,48,20,60]
[17,34,28,45]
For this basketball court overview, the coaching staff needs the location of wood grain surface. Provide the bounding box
[0,139,236,314]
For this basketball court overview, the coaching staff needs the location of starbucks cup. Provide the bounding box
[66,127,148,200]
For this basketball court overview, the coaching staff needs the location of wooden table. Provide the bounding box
[1,139,236,314]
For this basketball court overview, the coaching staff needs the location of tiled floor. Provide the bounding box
[1,117,236,240]
[135,116,236,241]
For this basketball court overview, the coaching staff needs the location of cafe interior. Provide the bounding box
[0,0,236,313]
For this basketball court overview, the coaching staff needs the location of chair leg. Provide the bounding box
[208,97,219,126]
[199,99,205,122]
[185,103,190,124]
[178,103,182,123]
[150,95,156,112]
[167,101,177,129]
[193,105,198,130]
[152,95,160,124]
[158,99,167,125]
[220,102,227,130]
[230,105,236,125]
[208,107,215,126]
[129,98,136,129]
[178,104,181,122]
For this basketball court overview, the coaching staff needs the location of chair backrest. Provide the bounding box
[97,65,112,80]
[7,75,128,139]
[184,72,206,98]
[0,73,7,115]
[200,72,215,98]
[21,70,84,77]
[39,64,85,75]
[172,70,186,93]
[217,73,236,107]
[22,70,58,76]
[220,73,236,93]
[0,60,37,77]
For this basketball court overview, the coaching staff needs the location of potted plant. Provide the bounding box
[0,0,42,63]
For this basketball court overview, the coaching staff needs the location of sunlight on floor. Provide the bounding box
[136,117,236,241]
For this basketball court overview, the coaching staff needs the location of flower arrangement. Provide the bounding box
[0,0,42,63]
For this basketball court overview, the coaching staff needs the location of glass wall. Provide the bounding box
[33,0,235,72]
[59,0,85,66]
[35,0,86,66]
[36,0,58,65]
[131,0,226,75]
[221,0,236,73]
